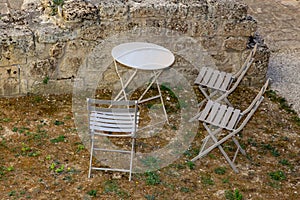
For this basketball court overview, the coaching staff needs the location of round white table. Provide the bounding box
[111,42,175,70]
[111,42,175,124]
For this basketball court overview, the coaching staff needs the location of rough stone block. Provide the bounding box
[224,37,248,51]
[0,27,33,66]
[29,58,57,79]
[0,3,9,15]
[35,26,77,43]
[223,18,257,37]
[99,1,128,20]
[63,0,98,22]
[0,65,20,96]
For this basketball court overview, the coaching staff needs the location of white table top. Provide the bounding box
[111,42,175,70]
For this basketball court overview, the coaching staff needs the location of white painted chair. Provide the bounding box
[190,44,258,122]
[191,78,270,173]
[87,99,139,181]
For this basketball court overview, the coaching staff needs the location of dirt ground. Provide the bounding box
[0,85,299,200]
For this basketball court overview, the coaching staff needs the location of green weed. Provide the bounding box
[50,135,66,143]
[269,170,286,181]
[43,76,50,84]
[103,180,129,198]
[87,189,97,197]
[145,194,156,200]
[54,120,64,126]
[214,167,227,175]
[186,161,195,170]
[145,171,161,185]
[225,189,243,200]
[141,156,160,170]
[201,174,214,186]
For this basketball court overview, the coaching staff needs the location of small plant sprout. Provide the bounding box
[145,171,161,185]
[225,189,243,200]
[186,160,195,170]
[87,189,97,197]
[214,167,227,175]
[269,170,286,181]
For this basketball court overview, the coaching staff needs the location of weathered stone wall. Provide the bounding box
[0,0,270,96]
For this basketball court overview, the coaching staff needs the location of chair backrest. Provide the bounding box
[233,43,258,79]
[229,43,258,90]
[236,78,270,131]
[87,99,139,136]
[215,43,258,102]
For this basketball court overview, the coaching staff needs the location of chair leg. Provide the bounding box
[206,128,239,173]
[192,124,240,173]
[88,134,95,178]
[191,127,222,161]
[232,137,246,155]
[129,137,135,181]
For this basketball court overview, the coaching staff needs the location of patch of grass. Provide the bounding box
[269,170,286,181]
[8,190,16,197]
[225,189,243,200]
[200,174,214,186]
[141,156,161,170]
[2,118,11,122]
[171,163,185,170]
[50,135,66,143]
[247,138,257,147]
[261,143,280,157]
[145,171,161,185]
[183,148,199,158]
[43,76,50,84]
[54,120,64,126]
[103,180,129,198]
[222,177,230,184]
[76,144,85,152]
[186,161,195,170]
[49,161,65,174]
[180,187,191,193]
[55,165,64,173]
[214,167,227,175]
[87,189,97,197]
[279,159,290,166]
[145,194,156,200]
[160,83,177,99]
[291,115,300,126]
[268,181,281,188]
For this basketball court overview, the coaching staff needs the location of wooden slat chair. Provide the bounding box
[87,99,139,181]
[191,79,270,172]
[190,44,258,122]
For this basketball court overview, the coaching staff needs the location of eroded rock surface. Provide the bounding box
[0,0,269,96]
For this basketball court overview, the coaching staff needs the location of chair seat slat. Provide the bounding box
[90,112,136,120]
[226,109,241,130]
[92,126,135,133]
[199,100,214,121]
[194,67,207,84]
[220,107,234,128]
[212,104,227,126]
[206,102,221,123]
[220,73,233,91]
[213,71,226,89]
[202,67,214,85]
[207,70,220,88]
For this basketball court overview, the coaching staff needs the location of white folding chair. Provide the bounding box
[190,44,258,122]
[191,79,270,172]
[87,99,139,181]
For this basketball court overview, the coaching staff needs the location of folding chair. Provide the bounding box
[190,44,258,122]
[87,98,139,181]
[191,79,270,172]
